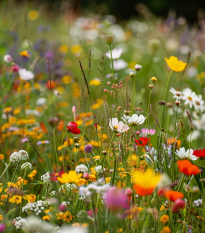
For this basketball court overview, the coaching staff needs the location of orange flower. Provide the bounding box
[57,120,64,131]
[167,137,181,149]
[133,184,154,196]
[46,80,56,90]
[40,123,48,134]
[177,159,201,176]
[164,191,184,202]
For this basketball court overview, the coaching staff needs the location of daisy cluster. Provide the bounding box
[13,217,26,230]
[75,164,88,174]
[10,150,29,163]
[170,87,205,112]
[41,172,51,184]
[22,200,51,215]
[21,162,33,170]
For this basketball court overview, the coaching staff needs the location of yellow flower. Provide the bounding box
[57,171,82,184]
[160,205,165,211]
[151,77,157,83]
[56,211,73,222]
[164,56,187,72]
[3,107,12,113]
[160,226,171,233]
[105,177,111,184]
[62,75,72,84]
[160,215,169,224]
[117,229,123,233]
[91,99,103,110]
[42,215,51,221]
[0,154,4,160]
[9,195,22,204]
[14,107,21,115]
[59,45,69,53]
[71,45,82,54]
[1,195,8,201]
[28,170,37,181]
[0,215,2,221]
[93,156,101,160]
[23,194,36,203]
[20,50,30,57]
[28,10,39,20]
[90,79,101,86]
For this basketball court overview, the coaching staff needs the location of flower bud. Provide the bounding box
[151,77,157,83]
[84,144,93,153]
[102,151,107,155]
[59,204,67,212]
[83,172,90,179]
[135,64,142,71]
[125,188,132,196]
[0,224,5,232]
[73,137,80,142]
[75,143,81,148]
[172,199,185,213]
[129,72,135,78]
[175,100,180,106]
[106,35,114,46]
[124,110,131,115]
[149,84,154,89]
[4,54,12,63]
[72,106,76,114]
[11,64,20,73]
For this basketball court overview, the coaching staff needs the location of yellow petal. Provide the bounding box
[165,56,187,72]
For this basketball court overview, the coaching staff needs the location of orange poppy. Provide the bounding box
[164,191,184,202]
[40,123,48,134]
[177,159,201,176]
[46,80,56,90]
[57,120,64,131]
[133,184,154,196]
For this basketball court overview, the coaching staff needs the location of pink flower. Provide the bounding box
[87,209,97,217]
[4,54,12,63]
[107,81,111,85]
[141,128,155,135]
[104,89,108,92]
[59,204,67,212]
[11,64,20,73]
[172,199,186,213]
[104,187,129,212]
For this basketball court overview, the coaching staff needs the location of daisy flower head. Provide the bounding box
[109,118,129,133]
[121,114,146,126]
[182,88,197,108]
[170,87,182,100]
[105,48,122,60]
[175,147,198,161]
[193,94,205,112]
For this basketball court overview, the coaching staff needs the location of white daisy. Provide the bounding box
[19,69,34,81]
[105,48,122,60]
[121,114,146,126]
[170,87,182,99]
[182,88,196,108]
[193,94,205,112]
[175,147,198,161]
[109,118,129,133]
[112,59,127,70]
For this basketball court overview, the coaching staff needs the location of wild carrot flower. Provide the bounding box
[132,169,161,196]
[164,56,187,72]
[177,159,201,175]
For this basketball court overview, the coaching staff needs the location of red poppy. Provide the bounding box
[164,190,184,202]
[135,137,150,147]
[67,122,81,134]
[46,80,56,90]
[177,159,201,176]
[133,184,154,196]
[193,149,205,158]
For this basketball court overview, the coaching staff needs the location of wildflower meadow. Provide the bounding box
[0,1,205,233]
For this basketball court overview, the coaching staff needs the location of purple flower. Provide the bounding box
[0,223,5,232]
[104,187,129,212]
[37,140,50,145]
[21,138,29,143]
[84,144,93,153]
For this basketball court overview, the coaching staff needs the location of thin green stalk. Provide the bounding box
[145,89,152,130]
[22,169,27,191]
[131,77,136,114]
[0,161,11,180]
[177,174,185,191]
[108,134,115,169]
[61,131,67,171]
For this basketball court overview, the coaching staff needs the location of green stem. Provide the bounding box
[0,161,11,180]
[61,131,67,171]
[145,89,152,130]
[177,174,185,191]
[108,134,115,169]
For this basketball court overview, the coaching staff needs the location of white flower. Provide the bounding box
[182,88,197,108]
[193,94,205,112]
[36,98,47,106]
[21,162,32,170]
[60,226,88,233]
[175,147,198,161]
[187,130,200,142]
[13,217,26,230]
[170,87,182,99]
[10,150,29,163]
[135,64,142,71]
[105,48,122,60]
[94,165,103,174]
[109,118,129,133]
[112,59,127,70]
[25,109,40,116]
[4,54,12,63]
[193,199,203,207]
[19,68,34,81]
[41,172,50,184]
[121,114,146,126]
[75,164,88,173]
